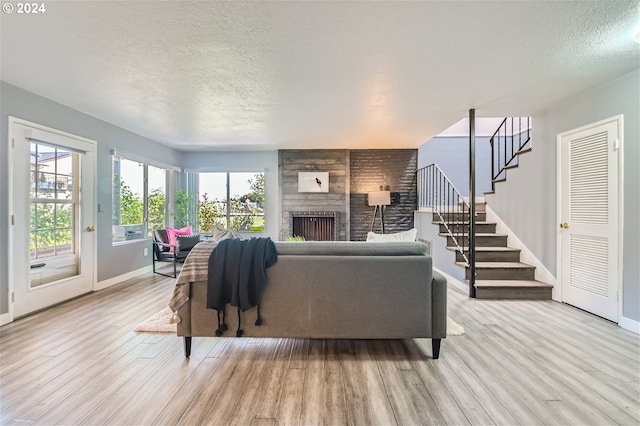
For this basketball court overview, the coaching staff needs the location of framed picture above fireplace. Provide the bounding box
[297,172,329,193]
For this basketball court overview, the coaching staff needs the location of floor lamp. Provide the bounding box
[368,190,391,233]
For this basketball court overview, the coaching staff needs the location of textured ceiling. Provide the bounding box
[1,1,638,151]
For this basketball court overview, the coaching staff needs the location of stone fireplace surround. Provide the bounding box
[279,149,417,241]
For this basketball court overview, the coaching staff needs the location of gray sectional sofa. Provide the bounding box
[175,240,447,358]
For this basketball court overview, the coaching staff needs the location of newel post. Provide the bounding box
[468,109,477,298]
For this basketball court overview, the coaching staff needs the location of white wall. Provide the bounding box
[485,69,640,323]
[182,151,279,240]
[414,211,465,282]
[0,82,184,316]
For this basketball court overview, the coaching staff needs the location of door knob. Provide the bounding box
[560,223,569,229]
[86,226,95,232]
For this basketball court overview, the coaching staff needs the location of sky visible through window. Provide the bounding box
[199,172,255,201]
[148,165,165,193]
[119,161,164,197]
[118,162,255,201]
[120,159,143,196]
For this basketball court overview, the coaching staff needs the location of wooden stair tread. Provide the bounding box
[446,246,520,252]
[455,261,535,269]
[441,233,507,238]
[474,279,553,288]
[504,163,519,170]
[432,221,494,225]
[492,177,507,183]
[473,279,553,299]
[516,147,532,155]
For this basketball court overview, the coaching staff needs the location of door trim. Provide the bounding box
[7,116,97,323]
[556,114,623,322]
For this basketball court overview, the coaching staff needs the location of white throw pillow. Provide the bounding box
[366,228,417,242]
[212,225,239,241]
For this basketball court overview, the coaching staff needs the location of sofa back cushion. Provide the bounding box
[366,228,417,242]
[274,241,428,256]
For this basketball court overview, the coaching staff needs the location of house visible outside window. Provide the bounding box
[112,156,168,244]
[197,172,265,234]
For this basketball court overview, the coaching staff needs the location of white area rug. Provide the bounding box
[447,317,465,336]
[134,307,176,333]
[135,307,466,336]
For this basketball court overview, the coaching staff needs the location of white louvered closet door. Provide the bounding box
[559,117,620,322]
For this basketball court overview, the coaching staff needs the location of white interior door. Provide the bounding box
[9,118,96,318]
[558,116,621,322]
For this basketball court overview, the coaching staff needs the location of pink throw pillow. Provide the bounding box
[165,226,192,251]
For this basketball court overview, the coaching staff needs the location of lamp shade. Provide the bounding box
[368,191,391,206]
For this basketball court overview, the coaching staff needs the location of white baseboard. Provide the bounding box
[619,316,640,334]
[434,267,469,293]
[0,312,12,326]
[95,265,153,291]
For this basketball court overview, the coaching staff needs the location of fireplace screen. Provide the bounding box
[291,212,337,241]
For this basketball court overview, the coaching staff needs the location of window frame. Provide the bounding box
[30,143,79,261]
[112,155,172,245]
[195,171,266,235]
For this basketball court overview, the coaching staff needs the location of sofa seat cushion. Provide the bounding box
[274,241,428,256]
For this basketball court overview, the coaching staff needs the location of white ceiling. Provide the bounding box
[1,1,638,151]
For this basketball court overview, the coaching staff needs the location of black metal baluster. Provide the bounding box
[511,117,514,162]
[430,165,433,210]
[445,181,452,230]
[519,116,522,152]
[497,129,501,180]
[503,125,507,177]
[490,137,495,192]
[439,171,442,220]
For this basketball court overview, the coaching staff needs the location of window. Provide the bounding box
[30,142,79,286]
[112,156,168,243]
[147,165,166,236]
[197,172,265,233]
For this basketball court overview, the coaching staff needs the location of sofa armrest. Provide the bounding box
[431,271,448,338]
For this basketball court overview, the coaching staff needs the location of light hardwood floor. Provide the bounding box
[1,271,639,425]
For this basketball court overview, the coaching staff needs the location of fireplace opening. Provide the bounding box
[290,211,338,241]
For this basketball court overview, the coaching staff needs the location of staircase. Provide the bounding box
[418,116,553,299]
[432,202,552,299]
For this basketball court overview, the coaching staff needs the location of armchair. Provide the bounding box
[152,229,200,278]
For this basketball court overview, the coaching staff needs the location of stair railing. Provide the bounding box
[417,164,470,264]
[490,117,531,191]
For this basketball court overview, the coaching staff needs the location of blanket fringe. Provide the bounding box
[255,304,263,326]
[215,308,228,337]
[236,308,243,337]
[169,311,182,324]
